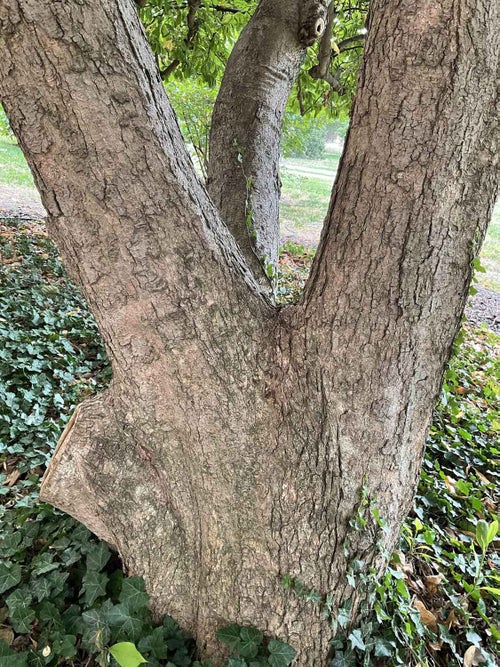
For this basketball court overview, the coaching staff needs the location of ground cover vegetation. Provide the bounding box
[0,225,498,666]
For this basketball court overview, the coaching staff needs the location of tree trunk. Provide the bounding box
[207,0,329,282]
[0,0,498,664]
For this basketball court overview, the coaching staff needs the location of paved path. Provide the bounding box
[0,184,45,219]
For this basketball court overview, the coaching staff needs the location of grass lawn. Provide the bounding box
[0,136,34,188]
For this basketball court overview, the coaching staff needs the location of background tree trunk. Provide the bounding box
[0,0,498,664]
[207,0,329,282]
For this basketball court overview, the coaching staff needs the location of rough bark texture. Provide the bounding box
[0,0,498,664]
[207,0,329,282]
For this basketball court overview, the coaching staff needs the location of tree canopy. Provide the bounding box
[140,0,369,117]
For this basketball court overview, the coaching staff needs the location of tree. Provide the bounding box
[0,0,498,663]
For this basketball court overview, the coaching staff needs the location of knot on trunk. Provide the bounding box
[299,0,328,45]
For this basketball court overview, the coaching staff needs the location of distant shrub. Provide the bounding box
[166,80,216,177]
[281,113,330,159]
[0,105,13,138]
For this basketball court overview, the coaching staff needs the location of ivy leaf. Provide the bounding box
[119,577,149,612]
[267,639,297,667]
[109,642,147,667]
[0,532,22,558]
[216,624,241,653]
[52,634,78,659]
[81,608,111,651]
[0,639,28,667]
[163,615,182,638]
[238,627,263,659]
[227,660,247,667]
[0,562,21,594]
[373,637,393,658]
[36,601,63,629]
[31,552,59,576]
[331,651,357,667]
[82,570,109,606]
[31,576,53,602]
[6,589,35,633]
[106,604,143,641]
[86,542,111,571]
[138,626,169,659]
[348,629,365,652]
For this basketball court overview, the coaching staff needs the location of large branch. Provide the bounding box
[0,0,271,357]
[297,0,499,526]
[207,0,330,283]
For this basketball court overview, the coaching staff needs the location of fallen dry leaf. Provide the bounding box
[4,469,20,487]
[413,600,438,632]
[444,609,459,629]
[428,639,443,651]
[0,627,14,644]
[425,573,444,595]
[463,645,485,667]
[474,469,492,485]
[445,476,457,494]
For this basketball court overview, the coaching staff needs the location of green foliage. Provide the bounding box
[0,220,110,497]
[167,79,216,176]
[141,0,255,87]
[216,624,296,666]
[139,1,367,121]
[281,113,330,159]
[0,105,13,138]
[288,1,369,119]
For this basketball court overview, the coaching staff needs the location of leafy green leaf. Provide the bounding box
[82,569,109,606]
[0,562,21,594]
[86,542,111,571]
[106,604,143,641]
[0,640,28,667]
[120,577,149,612]
[6,589,35,633]
[216,624,241,653]
[238,626,263,659]
[138,626,169,660]
[109,642,147,667]
[348,629,365,652]
[52,634,77,659]
[267,639,296,667]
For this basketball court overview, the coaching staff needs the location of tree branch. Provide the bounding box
[156,0,201,80]
[208,0,330,285]
[308,1,336,84]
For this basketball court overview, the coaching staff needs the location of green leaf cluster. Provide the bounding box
[216,624,296,666]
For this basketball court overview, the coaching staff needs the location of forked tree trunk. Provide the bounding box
[0,0,498,664]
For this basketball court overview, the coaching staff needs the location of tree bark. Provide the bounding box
[207,0,329,283]
[0,0,498,664]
